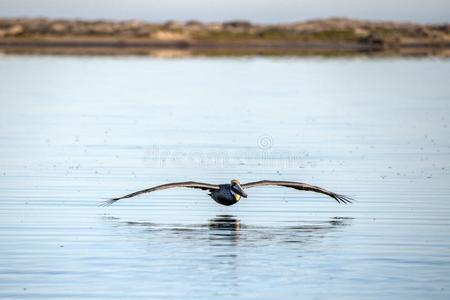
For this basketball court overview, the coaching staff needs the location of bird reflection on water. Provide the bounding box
[207,215,242,246]
[105,215,352,247]
[104,215,352,292]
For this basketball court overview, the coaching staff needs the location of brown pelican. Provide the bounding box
[102,179,352,206]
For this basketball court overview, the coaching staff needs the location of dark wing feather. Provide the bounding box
[241,180,352,204]
[101,181,220,206]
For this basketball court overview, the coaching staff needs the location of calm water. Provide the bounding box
[0,55,449,299]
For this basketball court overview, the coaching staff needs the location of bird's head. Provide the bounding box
[230,179,247,200]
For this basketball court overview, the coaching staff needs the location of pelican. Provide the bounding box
[102,179,352,206]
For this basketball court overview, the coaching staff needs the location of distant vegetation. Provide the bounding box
[0,18,449,56]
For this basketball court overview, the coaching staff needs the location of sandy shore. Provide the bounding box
[1,18,449,56]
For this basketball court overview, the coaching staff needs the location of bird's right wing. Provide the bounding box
[102,181,220,206]
[241,180,352,204]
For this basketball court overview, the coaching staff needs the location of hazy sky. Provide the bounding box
[0,0,449,23]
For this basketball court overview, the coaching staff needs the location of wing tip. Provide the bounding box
[98,198,120,207]
[333,194,354,204]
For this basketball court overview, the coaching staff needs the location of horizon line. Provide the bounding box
[0,16,448,26]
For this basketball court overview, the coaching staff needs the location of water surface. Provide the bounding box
[0,55,449,299]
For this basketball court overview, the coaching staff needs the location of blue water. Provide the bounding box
[0,55,449,299]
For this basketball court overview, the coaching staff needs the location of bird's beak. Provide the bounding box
[234,184,248,198]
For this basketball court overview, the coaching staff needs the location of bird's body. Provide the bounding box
[102,179,352,206]
[210,184,241,206]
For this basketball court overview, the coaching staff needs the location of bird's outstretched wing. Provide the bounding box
[101,181,220,206]
[241,180,352,204]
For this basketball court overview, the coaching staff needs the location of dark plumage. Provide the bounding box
[102,179,352,206]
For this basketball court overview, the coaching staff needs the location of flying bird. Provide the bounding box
[102,179,352,206]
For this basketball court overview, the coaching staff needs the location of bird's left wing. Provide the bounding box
[241,180,352,204]
[102,181,220,206]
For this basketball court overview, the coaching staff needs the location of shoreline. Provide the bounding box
[1,17,449,57]
[1,41,447,57]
